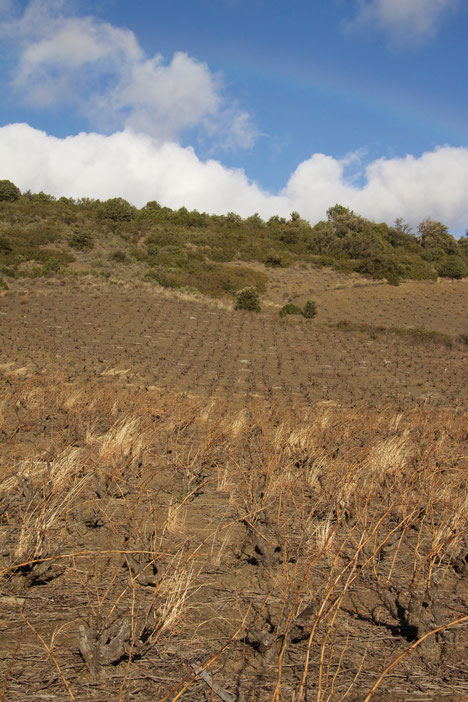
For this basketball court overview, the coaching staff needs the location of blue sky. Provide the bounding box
[1,0,467,234]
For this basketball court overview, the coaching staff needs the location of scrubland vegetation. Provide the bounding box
[0,180,467,299]
[0,179,467,700]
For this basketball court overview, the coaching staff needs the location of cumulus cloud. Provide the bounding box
[0,0,256,147]
[283,147,468,233]
[0,123,288,216]
[1,123,467,234]
[347,0,459,43]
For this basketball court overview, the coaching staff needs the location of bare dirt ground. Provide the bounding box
[298,278,468,336]
[240,262,468,336]
[1,277,467,406]
[0,276,467,701]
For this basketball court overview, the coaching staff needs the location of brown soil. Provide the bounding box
[0,278,466,406]
[240,261,468,336]
[0,276,467,701]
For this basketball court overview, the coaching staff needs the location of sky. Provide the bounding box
[0,0,467,234]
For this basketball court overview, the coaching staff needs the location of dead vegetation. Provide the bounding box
[0,369,466,701]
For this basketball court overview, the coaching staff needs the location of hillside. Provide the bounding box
[0,185,467,701]
[0,182,467,300]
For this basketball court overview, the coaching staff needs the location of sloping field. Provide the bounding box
[298,278,468,335]
[240,262,468,336]
[0,277,467,701]
[1,278,467,406]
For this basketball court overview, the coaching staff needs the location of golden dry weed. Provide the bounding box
[0,371,466,700]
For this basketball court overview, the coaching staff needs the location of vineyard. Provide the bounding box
[0,275,467,701]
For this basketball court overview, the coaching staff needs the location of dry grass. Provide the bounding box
[0,370,466,700]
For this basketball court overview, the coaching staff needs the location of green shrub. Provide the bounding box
[208,246,235,262]
[354,255,400,280]
[69,231,94,251]
[418,218,458,255]
[58,196,76,206]
[130,246,148,263]
[226,212,242,224]
[183,263,266,298]
[0,235,12,254]
[0,180,21,202]
[235,286,261,311]
[264,251,283,267]
[25,191,55,204]
[34,249,74,266]
[42,256,62,274]
[437,256,466,279]
[0,265,16,278]
[458,235,468,257]
[19,263,44,278]
[264,251,292,267]
[280,303,303,318]
[97,197,135,221]
[396,255,438,281]
[386,270,401,286]
[109,249,128,263]
[279,229,300,246]
[144,267,180,288]
[302,300,318,318]
[144,200,161,210]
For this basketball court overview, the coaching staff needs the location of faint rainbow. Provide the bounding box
[216,51,467,146]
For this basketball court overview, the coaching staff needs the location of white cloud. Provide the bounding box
[0,123,288,216]
[353,148,468,228]
[0,0,255,147]
[1,123,467,234]
[347,0,459,42]
[88,51,222,140]
[202,109,261,153]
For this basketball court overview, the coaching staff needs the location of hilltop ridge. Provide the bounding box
[1,181,467,297]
